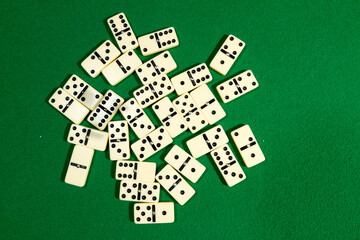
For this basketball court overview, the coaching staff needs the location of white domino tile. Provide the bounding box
[64,145,94,187]
[116,160,156,182]
[102,50,142,86]
[48,88,89,124]
[138,27,179,56]
[87,90,124,130]
[133,75,175,108]
[172,93,208,133]
[119,180,160,202]
[164,145,206,183]
[63,74,103,110]
[81,40,120,78]
[119,98,155,138]
[108,121,130,160]
[135,51,177,85]
[67,124,109,151]
[134,202,174,224]
[216,70,259,103]
[170,63,212,95]
[230,125,265,167]
[190,84,226,124]
[209,34,245,75]
[131,127,173,161]
[107,13,139,53]
[210,144,246,187]
[186,125,228,158]
[156,164,195,205]
[152,97,187,138]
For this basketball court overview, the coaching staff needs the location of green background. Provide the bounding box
[1,0,359,239]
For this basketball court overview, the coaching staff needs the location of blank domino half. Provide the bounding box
[164,145,206,183]
[138,27,179,56]
[134,202,174,224]
[63,74,103,110]
[216,70,259,103]
[186,125,228,158]
[230,125,265,167]
[64,145,94,187]
[81,40,120,78]
[133,75,174,108]
[190,84,226,124]
[107,13,139,53]
[116,160,156,182]
[131,127,173,161]
[48,88,89,124]
[67,124,109,151]
[135,51,177,85]
[209,35,245,75]
[210,144,246,187]
[156,164,195,205]
[102,50,142,86]
[170,63,212,95]
[108,121,130,160]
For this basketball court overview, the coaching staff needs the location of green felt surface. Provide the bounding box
[0,0,359,239]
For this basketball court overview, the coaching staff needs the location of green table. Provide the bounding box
[1,0,359,239]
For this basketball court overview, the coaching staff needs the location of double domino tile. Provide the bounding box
[81,40,120,78]
[138,27,179,56]
[108,121,130,160]
[231,125,265,167]
[210,34,245,75]
[135,51,177,85]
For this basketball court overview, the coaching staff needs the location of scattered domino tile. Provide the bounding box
[135,51,177,85]
[152,97,187,138]
[170,63,212,95]
[131,126,173,161]
[172,93,208,133]
[119,180,160,203]
[216,70,259,103]
[164,145,206,183]
[48,88,89,124]
[133,75,174,108]
[186,125,228,158]
[119,98,155,138]
[190,84,226,124]
[134,202,175,224]
[209,34,245,75]
[67,124,109,151]
[230,125,265,167]
[107,13,139,53]
[81,40,120,78]
[156,164,195,205]
[63,74,103,110]
[108,121,130,160]
[64,145,94,187]
[102,50,142,86]
[138,27,179,56]
[116,160,156,182]
[87,90,124,130]
[210,144,246,187]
